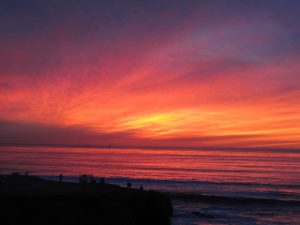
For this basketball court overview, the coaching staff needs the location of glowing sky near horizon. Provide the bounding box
[0,0,300,149]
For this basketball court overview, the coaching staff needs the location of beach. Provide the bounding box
[0,146,299,224]
[1,1,300,224]
[0,174,172,225]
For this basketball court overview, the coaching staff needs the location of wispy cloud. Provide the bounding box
[0,0,300,149]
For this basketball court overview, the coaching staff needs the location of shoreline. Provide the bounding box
[0,174,173,225]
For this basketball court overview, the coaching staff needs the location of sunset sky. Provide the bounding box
[1,0,300,149]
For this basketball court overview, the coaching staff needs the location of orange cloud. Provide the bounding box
[0,0,300,149]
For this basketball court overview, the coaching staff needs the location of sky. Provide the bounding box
[0,0,300,150]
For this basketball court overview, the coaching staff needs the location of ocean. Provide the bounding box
[0,146,299,225]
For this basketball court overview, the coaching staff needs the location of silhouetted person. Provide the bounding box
[24,172,29,176]
[12,172,19,176]
[127,182,132,188]
[79,174,88,184]
[101,177,105,184]
[140,185,144,190]
[90,175,96,183]
[59,174,63,182]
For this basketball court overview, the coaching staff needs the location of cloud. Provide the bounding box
[0,119,299,150]
[0,0,300,149]
[0,120,136,146]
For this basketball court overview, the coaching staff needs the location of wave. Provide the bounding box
[38,175,300,203]
[104,176,300,189]
[169,192,300,206]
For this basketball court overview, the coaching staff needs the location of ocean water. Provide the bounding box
[0,146,299,224]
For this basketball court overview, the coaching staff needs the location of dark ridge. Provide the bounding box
[0,174,173,225]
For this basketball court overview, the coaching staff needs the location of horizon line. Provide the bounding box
[0,142,299,152]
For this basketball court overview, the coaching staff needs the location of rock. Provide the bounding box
[0,175,173,225]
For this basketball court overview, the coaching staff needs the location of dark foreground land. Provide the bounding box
[0,175,172,225]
